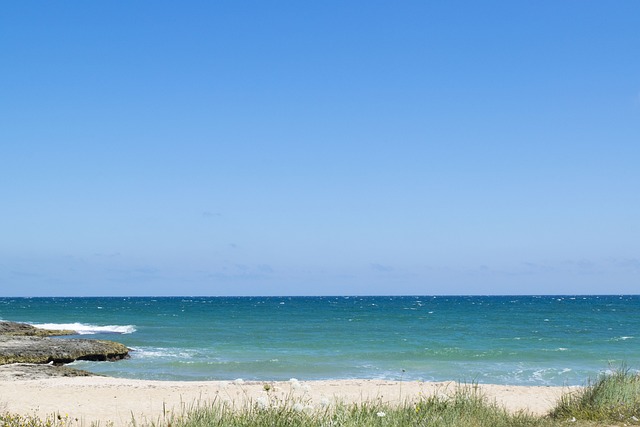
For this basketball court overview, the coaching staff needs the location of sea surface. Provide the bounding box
[1,296,638,386]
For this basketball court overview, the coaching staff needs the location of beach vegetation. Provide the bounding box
[0,412,80,427]
[4,371,640,427]
[154,383,551,427]
[550,366,640,424]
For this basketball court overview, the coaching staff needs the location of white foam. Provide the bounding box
[31,322,136,335]
[611,336,634,341]
[131,347,193,359]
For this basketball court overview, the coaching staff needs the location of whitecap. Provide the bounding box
[31,322,136,335]
[131,347,193,359]
[611,336,634,341]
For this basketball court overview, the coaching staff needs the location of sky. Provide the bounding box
[1,1,639,297]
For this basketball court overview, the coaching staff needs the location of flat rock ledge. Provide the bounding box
[0,321,129,378]
[0,321,77,337]
[0,363,99,380]
[0,335,129,365]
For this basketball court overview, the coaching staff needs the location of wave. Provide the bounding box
[31,322,136,335]
[129,347,194,359]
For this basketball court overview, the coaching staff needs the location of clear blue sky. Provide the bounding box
[1,1,639,296]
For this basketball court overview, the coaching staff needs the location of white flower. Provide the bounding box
[320,397,330,407]
[569,417,576,422]
[377,412,386,417]
[255,396,269,409]
[632,415,639,421]
[292,403,304,412]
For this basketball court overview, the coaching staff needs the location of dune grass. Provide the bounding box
[550,367,640,425]
[156,384,550,427]
[2,370,640,427]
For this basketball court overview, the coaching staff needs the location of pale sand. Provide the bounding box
[0,376,575,426]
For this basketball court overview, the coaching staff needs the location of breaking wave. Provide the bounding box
[31,322,136,335]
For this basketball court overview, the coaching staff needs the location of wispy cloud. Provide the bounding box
[611,258,640,273]
[106,266,161,283]
[202,211,222,218]
[10,270,43,278]
[370,263,393,272]
[93,252,121,258]
[235,264,274,274]
[205,264,276,281]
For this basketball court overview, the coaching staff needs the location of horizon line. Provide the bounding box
[1,293,638,298]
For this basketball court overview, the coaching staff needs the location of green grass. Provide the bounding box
[3,370,640,427]
[155,384,551,427]
[550,367,640,425]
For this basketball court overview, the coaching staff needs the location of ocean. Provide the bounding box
[1,295,638,386]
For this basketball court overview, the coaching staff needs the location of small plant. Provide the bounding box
[0,412,77,427]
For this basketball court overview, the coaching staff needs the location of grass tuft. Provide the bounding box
[550,366,640,424]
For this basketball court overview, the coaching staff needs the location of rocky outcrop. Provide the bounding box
[0,363,99,380]
[0,335,129,365]
[0,320,129,379]
[0,321,77,337]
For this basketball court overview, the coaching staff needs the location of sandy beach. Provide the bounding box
[0,374,570,426]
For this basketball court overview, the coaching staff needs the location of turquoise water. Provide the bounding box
[1,296,638,386]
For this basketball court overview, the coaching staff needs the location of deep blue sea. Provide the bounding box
[1,296,638,386]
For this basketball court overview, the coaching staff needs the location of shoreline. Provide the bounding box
[0,375,571,426]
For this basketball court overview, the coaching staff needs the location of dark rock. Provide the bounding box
[0,321,77,337]
[0,335,129,365]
